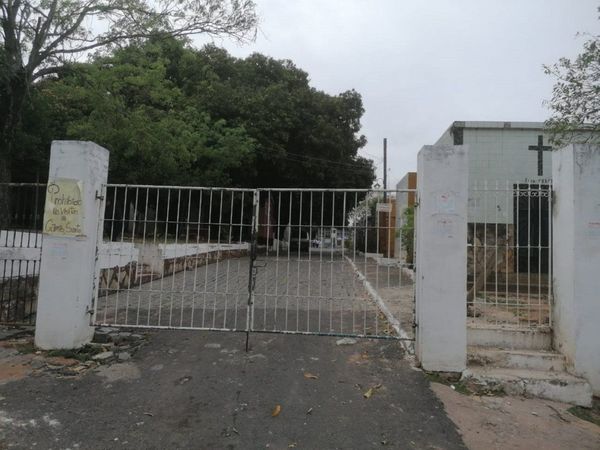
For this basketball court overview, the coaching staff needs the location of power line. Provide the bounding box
[282,151,374,169]
[278,154,372,175]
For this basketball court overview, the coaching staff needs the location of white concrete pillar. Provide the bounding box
[552,144,600,395]
[415,145,468,372]
[35,141,109,349]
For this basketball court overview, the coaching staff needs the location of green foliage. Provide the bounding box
[0,0,258,183]
[544,9,600,146]
[350,194,380,253]
[567,399,600,427]
[400,206,415,264]
[15,38,374,188]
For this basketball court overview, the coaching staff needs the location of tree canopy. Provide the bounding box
[14,38,375,189]
[544,9,600,146]
[0,0,258,182]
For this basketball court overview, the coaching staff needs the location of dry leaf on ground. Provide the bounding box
[272,404,282,417]
[364,384,383,399]
[304,372,319,380]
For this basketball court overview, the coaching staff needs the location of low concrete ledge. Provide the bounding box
[463,366,592,407]
[467,323,552,351]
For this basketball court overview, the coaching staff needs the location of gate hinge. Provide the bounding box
[95,190,104,201]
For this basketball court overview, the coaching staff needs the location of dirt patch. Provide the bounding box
[0,328,149,384]
[0,354,32,384]
[432,383,600,450]
[95,362,141,383]
[347,351,370,365]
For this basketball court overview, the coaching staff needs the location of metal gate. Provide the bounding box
[93,185,416,341]
[0,183,46,325]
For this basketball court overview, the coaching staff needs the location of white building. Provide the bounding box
[434,121,558,226]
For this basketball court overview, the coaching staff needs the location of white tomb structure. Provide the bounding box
[435,121,557,225]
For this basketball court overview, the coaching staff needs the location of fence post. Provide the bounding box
[415,144,468,372]
[34,141,109,350]
[552,144,600,395]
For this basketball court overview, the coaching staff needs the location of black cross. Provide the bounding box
[528,135,552,176]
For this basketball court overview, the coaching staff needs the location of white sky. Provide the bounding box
[198,0,599,188]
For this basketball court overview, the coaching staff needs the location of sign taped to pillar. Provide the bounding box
[43,178,84,237]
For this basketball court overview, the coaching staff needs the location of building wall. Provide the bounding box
[436,123,556,225]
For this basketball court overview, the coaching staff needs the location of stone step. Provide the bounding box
[467,346,566,372]
[467,322,552,350]
[463,366,592,407]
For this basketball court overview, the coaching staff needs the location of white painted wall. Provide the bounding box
[0,230,42,248]
[0,231,43,279]
[415,144,468,372]
[552,144,600,395]
[434,122,598,224]
[35,141,110,350]
[98,242,139,269]
[1,233,249,279]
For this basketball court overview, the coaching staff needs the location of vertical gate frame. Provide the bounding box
[245,189,260,350]
[91,185,108,325]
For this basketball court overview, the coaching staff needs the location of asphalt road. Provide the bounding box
[0,331,466,450]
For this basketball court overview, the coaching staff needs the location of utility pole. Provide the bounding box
[383,138,387,202]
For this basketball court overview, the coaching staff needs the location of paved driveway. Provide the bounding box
[95,256,407,338]
[0,331,466,450]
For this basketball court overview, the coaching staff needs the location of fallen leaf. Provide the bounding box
[272,404,281,417]
[288,443,297,448]
[304,372,319,380]
[364,384,383,399]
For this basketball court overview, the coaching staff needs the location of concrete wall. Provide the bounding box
[98,245,248,294]
[416,145,468,372]
[552,144,600,395]
[35,141,109,349]
[434,122,592,225]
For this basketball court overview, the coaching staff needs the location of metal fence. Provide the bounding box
[94,186,416,340]
[0,183,46,324]
[467,181,552,328]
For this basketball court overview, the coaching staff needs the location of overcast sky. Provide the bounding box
[199,0,599,187]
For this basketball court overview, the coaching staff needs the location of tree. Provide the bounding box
[544,11,600,147]
[38,41,255,185]
[17,38,375,191]
[0,0,258,183]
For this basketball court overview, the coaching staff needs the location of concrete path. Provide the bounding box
[0,331,465,449]
[95,256,403,338]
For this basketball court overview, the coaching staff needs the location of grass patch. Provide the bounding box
[14,341,36,354]
[46,345,104,362]
[425,371,507,397]
[425,372,473,395]
[568,398,600,427]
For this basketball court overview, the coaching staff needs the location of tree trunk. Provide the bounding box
[0,141,12,229]
[0,69,30,228]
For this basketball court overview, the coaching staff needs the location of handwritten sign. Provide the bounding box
[43,178,84,237]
